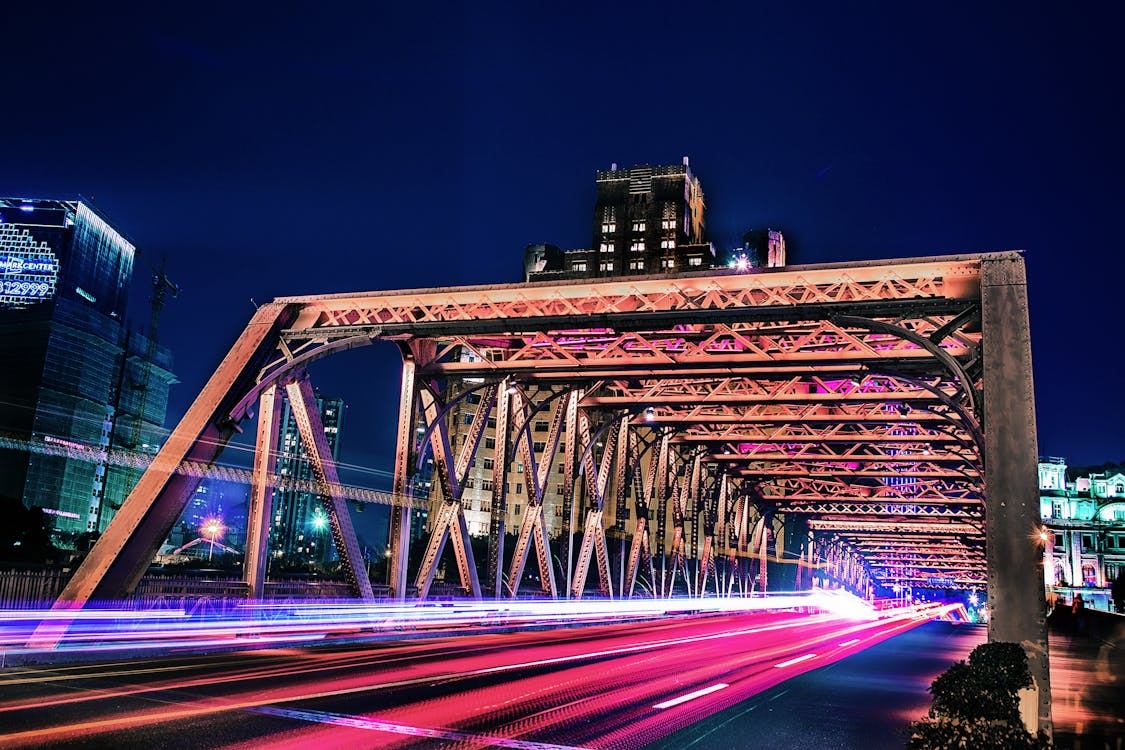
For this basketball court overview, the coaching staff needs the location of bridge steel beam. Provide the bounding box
[243,383,282,598]
[284,375,374,600]
[388,346,420,600]
[980,254,1052,735]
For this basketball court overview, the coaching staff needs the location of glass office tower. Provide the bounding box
[0,198,175,545]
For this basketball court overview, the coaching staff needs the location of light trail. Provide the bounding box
[0,431,413,509]
[250,707,590,749]
[774,653,818,668]
[652,683,730,709]
[0,602,962,748]
[2,590,877,654]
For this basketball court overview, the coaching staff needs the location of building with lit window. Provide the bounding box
[270,393,344,563]
[435,162,791,547]
[523,158,786,282]
[0,198,175,544]
[1039,457,1125,610]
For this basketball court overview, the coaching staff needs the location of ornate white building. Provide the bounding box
[1039,457,1125,610]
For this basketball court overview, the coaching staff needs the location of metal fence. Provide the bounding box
[0,567,67,609]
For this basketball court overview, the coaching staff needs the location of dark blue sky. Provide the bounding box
[3,2,1123,482]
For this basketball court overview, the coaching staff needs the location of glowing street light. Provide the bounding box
[203,518,223,561]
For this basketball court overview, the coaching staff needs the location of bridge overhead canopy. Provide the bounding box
[269,252,991,594]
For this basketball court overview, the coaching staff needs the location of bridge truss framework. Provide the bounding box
[49,251,1050,730]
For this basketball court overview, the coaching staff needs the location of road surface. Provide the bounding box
[0,606,951,749]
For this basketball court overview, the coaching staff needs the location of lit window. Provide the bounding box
[572,261,588,272]
[632,221,646,232]
[599,242,613,253]
[661,258,675,269]
[601,206,616,234]
[629,260,644,271]
[688,256,703,266]
[661,239,675,249]
[630,240,645,252]
[662,219,676,230]
[599,261,614,272]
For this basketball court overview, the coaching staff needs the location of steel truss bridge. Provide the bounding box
[42,251,1051,728]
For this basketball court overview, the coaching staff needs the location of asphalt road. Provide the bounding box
[0,607,956,749]
[646,620,986,750]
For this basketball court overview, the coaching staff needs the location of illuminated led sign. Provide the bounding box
[0,224,60,308]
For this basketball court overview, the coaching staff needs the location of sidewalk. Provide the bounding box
[1049,609,1125,749]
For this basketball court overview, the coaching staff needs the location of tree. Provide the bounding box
[0,494,60,564]
[907,642,1050,750]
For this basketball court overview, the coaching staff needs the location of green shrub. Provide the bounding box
[968,642,1033,695]
[907,717,1050,750]
[907,641,1049,749]
[929,661,1019,724]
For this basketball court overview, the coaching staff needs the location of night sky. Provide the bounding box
[4,3,1123,493]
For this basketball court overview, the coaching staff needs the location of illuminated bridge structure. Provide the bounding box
[48,251,1050,727]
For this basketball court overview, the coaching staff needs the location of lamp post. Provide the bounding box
[311,511,328,564]
[203,518,222,561]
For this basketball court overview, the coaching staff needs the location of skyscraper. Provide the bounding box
[0,198,176,543]
[271,392,345,563]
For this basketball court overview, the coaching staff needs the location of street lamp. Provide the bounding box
[203,518,223,561]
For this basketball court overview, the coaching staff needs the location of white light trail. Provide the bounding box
[652,683,730,710]
[251,707,589,750]
[774,653,818,668]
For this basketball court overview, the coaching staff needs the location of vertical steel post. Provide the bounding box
[487,379,512,597]
[243,383,282,598]
[981,254,1052,735]
[389,351,419,600]
[561,391,580,598]
[613,418,630,597]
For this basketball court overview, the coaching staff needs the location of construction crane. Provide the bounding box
[128,256,179,449]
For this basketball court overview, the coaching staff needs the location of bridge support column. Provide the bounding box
[389,349,419,600]
[487,378,512,597]
[244,383,282,598]
[981,255,1052,736]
